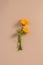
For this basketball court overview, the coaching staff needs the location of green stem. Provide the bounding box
[18,32,22,50]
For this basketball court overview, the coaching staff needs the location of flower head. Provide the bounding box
[21,18,30,25]
[22,27,29,33]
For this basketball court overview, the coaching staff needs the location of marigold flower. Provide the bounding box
[22,27,29,33]
[21,18,30,25]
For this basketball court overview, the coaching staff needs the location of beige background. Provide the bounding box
[0,0,43,65]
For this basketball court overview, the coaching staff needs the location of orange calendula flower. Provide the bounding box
[21,18,30,25]
[22,27,29,33]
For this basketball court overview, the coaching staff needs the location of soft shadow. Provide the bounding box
[13,20,21,28]
[11,33,17,38]
[11,20,21,38]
